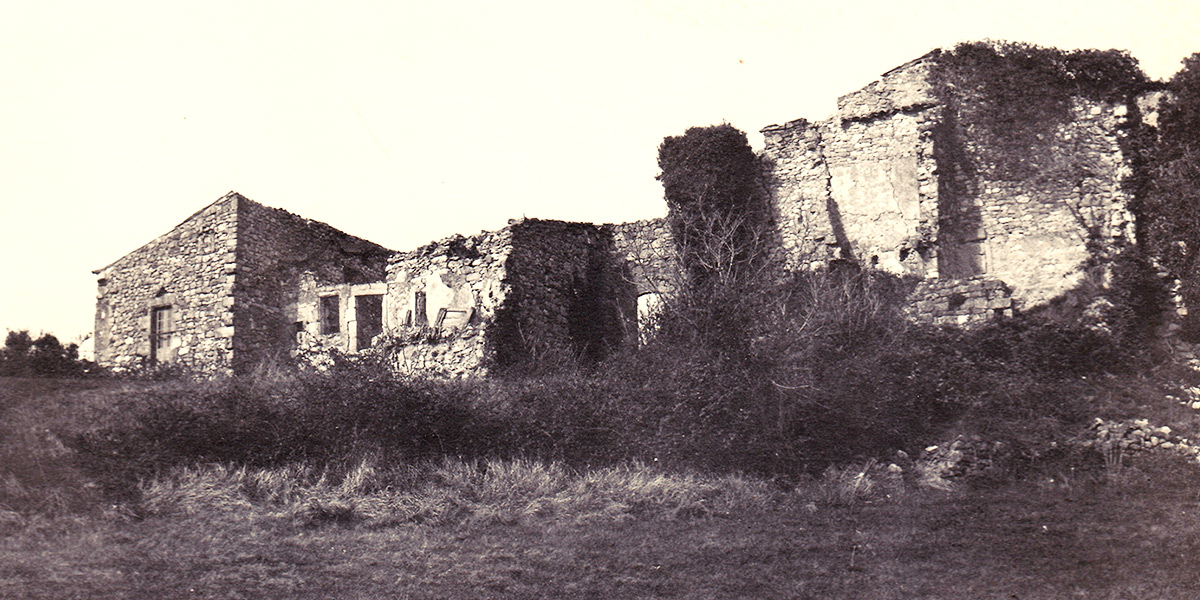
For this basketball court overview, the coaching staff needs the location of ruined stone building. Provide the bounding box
[762,48,1149,325]
[93,45,1165,376]
[94,193,642,376]
[93,193,393,374]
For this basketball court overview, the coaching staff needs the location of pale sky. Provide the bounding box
[3,0,1200,345]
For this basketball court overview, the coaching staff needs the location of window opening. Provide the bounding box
[150,306,173,363]
[355,295,383,349]
[320,296,340,334]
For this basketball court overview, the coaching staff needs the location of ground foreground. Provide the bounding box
[4,377,1200,599]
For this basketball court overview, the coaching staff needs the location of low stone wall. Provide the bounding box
[906,277,1013,326]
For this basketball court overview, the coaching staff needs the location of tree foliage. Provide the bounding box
[656,124,772,291]
[0,330,92,377]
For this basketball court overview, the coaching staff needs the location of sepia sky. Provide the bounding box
[3,0,1200,344]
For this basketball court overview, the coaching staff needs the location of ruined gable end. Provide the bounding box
[762,43,1148,325]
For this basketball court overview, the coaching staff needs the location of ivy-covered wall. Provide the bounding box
[762,42,1151,322]
[929,43,1145,308]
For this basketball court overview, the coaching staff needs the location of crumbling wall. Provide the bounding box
[764,48,1140,321]
[761,119,835,270]
[762,57,940,277]
[235,197,392,373]
[381,227,513,378]
[93,193,239,372]
[376,219,635,377]
[607,218,681,296]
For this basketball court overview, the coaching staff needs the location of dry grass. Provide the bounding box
[4,453,1200,599]
[6,375,1200,598]
[134,457,780,528]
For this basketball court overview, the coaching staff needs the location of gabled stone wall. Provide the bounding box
[93,194,239,372]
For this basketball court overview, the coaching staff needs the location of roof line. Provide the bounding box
[92,191,245,274]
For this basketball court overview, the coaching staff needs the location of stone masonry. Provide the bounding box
[290,218,634,378]
[762,48,1141,325]
[95,44,1169,376]
[94,192,392,374]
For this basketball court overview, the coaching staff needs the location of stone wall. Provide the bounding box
[380,227,514,378]
[607,218,681,297]
[235,197,392,373]
[906,277,1013,326]
[763,49,1139,319]
[934,94,1136,309]
[93,193,239,372]
[347,219,638,377]
[494,219,634,369]
[762,57,940,278]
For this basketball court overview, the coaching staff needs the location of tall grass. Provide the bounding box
[133,457,782,528]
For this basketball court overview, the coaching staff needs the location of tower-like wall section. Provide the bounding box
[763,58,940,278]
[493,220,634,370]
[764,50,1140,319]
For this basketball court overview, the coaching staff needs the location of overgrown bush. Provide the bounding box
[68,376,498,493]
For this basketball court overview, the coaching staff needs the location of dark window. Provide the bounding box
[320,296,340,334]
[355,295,383,348]
[414,291,428,326]
[150,306,173,363]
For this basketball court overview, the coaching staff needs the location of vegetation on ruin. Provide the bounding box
[930,41,1149,181]
[11,64,1200,595]
[1138,53,1200,339]
[656,124,773,292]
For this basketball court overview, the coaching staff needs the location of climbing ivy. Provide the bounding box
[930,41,1147,181]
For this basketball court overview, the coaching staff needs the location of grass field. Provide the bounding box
[4,376,1200,599]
